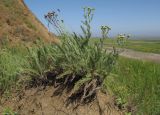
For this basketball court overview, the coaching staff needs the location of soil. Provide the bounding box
[107,47,160,63]
[0,86,124,115]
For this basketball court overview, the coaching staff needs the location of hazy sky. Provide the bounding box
[24,0,160,38]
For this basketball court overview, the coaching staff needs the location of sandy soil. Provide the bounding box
[0,86,124,115]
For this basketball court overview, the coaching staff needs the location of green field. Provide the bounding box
[92,38,160,54]
[105,57,160,114]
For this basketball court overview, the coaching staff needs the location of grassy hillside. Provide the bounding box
[0,0,57,44]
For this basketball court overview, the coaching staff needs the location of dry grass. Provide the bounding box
[0,0,57,44]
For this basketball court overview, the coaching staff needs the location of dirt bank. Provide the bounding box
[0,86,124,115]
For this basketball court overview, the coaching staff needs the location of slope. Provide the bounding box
[0,0,57,44]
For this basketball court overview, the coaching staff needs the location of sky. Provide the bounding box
[24,0,160,39]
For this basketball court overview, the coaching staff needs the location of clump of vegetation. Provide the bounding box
[2,107,17,115]
[80,7,95,40]
[27,7,118,106]
[100,25,111,48]
[100,25,111,39]
[44,9,64,34]
[116,34,130,46]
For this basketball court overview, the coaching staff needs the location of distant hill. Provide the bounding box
[0,0,57,44]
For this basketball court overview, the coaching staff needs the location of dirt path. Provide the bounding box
[107,47,160,63]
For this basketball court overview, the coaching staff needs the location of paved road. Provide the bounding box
[107,47,160,63]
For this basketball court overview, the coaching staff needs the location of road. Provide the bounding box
[107,47,160,63]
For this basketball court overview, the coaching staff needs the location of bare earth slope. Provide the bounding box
[0,0,57,43]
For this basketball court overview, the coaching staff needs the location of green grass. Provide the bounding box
[0,44,29,94]
[91,38,160,54]
[122,40,160,54]
[105,57,160,115]
[2,107,17,115]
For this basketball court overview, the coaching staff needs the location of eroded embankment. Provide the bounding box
[0,86,124,115]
